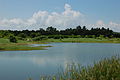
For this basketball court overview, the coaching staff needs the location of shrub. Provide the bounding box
[33,36,47,41]
[18,33,27,38]
[9,36,17,43]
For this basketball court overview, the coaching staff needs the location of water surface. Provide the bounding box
[0,43,120,80]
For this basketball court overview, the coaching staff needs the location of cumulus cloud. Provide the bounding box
[96,20,105,26]
[0,4,120,32]
[88,20,120,32]
[108,21,120,32]
[0,4,84,30]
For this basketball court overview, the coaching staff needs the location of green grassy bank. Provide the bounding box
[41,38,120,43]
[29,56,120,80]
[0,38,50,51]
[0,38,120,51]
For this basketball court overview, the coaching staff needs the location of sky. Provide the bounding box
[0,0,120,32]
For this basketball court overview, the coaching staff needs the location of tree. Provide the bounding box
[9,36,17,43]
[18,33,27,38]
[46,26,59,35]
[30,33,37,38]
[83,26,87,30]
[37,28,46,35]
[76,25,82,30]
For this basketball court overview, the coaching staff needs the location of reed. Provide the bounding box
[37,56,120,80]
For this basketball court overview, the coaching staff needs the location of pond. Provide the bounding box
[0,43,120,80]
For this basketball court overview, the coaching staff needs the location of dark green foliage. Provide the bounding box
[48,35,64,39]
[46,26,59,35]
[33,36,47,41]
[18,33,27,38]
[30,33,36,38]
[0,26,120,39]
[0,47,4,50]
[9,36,17,43]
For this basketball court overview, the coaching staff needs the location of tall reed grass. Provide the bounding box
[29,56,120,80]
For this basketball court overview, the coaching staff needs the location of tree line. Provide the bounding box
[0,25,120,42]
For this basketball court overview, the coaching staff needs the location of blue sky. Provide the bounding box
[0,0,120,31]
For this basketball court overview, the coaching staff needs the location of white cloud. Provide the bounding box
[0,4,84,30]
[64,4,72,11]
[0,4,120,32]
[108,21,120,32]
[96,20,105,26]
[87,20,120,32]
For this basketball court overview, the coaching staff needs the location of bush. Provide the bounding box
[18,33,27,38]
[9,36,17,43]
[33,36,47,41]
[53,35,64,39]
[17,37,24,40]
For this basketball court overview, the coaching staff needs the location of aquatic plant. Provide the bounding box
[38,56,120,80]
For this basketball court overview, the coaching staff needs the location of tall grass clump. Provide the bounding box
[38,56,120,80]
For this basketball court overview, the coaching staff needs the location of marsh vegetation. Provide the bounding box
[28,56,120,80]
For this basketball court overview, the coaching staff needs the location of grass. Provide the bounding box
[0,38,11,43]
[0,44,51,51]
[0,38,51,51]
[0,37,120,51]
[41,38,120,43]
[29,56,120,80]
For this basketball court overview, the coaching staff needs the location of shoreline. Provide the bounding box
[0,38,120,51]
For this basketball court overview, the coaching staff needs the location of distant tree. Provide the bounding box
[46,26,59,35]
[9,36,17,43]
[64,28,73,35]
[83,26,87,30]
[37,28,46,35]
[33,36,47,41]
[18,33,27,38]
[30,33,37,38]
[0,25,118,38]
[74,26,82,35]
[76,25,82,30]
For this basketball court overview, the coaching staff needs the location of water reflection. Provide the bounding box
[0,43,120,80]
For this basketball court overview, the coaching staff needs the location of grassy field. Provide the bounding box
[0,38,51,51]
[0,44,51,51]
[41,38,120,43]
[0,38,120,51]
[29,56,120,80]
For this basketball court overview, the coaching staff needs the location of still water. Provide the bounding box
[0,43,120,80]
